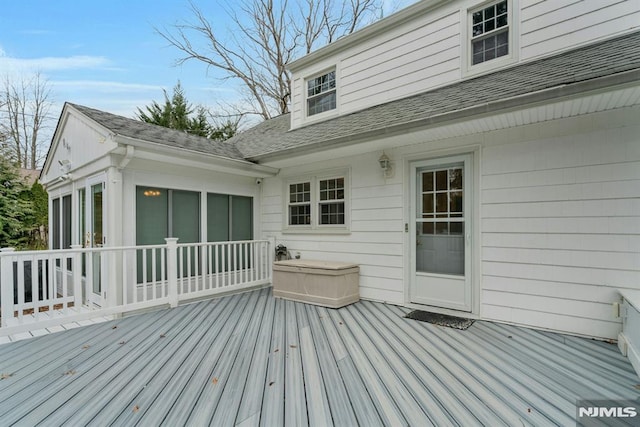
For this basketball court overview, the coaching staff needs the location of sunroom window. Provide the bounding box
[471,0,509,65]
[307,70,336,116]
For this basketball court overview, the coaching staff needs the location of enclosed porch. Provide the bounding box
[0,287,637,426]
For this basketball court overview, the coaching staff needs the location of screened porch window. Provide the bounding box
[207,193,253,242]
[136,187,200,282]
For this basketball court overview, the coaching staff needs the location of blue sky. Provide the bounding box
[0,0,414,125]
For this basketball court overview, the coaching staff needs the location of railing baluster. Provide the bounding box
[16,258,24,322]
[30,256,37,318]
[142,249,148,302]
[122,250,128,306]
[214,244,219,288]
[152,248,157,301]
[207,245,212,290]
[243,243,248,284]
[187,247,192,292]
[62,254,69,315]
[225,243,230,287]
[161,248,166,298]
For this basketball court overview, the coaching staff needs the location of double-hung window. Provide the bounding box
[319,177,345,225]
[285,171,349,232]
[470,0,510,66]
[288,182,311,225]
[307,70,336,116]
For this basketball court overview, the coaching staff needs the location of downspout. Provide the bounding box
[117,145,135,170]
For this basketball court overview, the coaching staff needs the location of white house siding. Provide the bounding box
[338,9,460,115]
[262,106,640,340]
[480,109,640,340]
[261,152,406,304]
[41,110,117,185]
[290,0,640,129]
[520,0,640,60]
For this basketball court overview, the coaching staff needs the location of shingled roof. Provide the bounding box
[231,30,640,161]
[69,103,246,161]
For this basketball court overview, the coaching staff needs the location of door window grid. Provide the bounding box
[419,167,464,235]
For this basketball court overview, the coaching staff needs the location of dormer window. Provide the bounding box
[307,70,336,116]
[471,0,509,65]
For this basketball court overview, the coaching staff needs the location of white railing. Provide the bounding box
[0,239,272,336]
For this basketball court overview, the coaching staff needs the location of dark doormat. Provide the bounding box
[405,310,475,330]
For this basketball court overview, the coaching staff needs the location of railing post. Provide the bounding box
[268,237,276,281]
[165,238,179,308]
[70,245,82,310]
[1,248,16,327]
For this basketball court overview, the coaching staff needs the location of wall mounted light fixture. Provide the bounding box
[378,152,392,178]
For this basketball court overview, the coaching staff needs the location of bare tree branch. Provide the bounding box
[156,0,387,124]
[0,72,53,169]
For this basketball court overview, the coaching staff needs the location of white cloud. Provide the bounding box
[52,80,163,93]
[0,52,112,72]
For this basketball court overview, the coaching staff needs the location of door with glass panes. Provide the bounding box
[410,154,472,311]
[85,176,105,306]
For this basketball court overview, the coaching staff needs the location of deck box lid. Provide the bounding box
[273,259,359,271]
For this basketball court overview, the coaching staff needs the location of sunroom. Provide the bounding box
[0,103,277,335]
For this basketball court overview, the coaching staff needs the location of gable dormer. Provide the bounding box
[288,0,640,130]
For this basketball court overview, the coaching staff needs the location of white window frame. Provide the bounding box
[283,169,350,234]
[49,191,73,250]
[462,0,518,77]
[304,67,338,121]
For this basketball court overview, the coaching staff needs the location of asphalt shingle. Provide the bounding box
[69,104,247,161]
[231,30,640,160]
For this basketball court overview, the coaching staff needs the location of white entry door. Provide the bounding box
[410,154,472,312]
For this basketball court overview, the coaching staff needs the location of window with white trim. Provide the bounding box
[285,171,349,231]
[288,182,311,225]
[319,177,345,225]
[306,70,336,116]
[470,0,509,66]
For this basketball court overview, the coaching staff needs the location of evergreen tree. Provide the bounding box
[136,82,219,138]
[0,153,32,248]
[21,181,48,249]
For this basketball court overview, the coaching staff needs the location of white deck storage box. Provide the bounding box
[272,260,359,308]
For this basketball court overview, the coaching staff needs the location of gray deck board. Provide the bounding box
[0,287,638,426]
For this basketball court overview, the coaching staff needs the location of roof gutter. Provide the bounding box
[113,134,279,176]
[250,68,640,163]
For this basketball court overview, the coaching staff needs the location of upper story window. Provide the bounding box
[471,0,509,66]
[307,70,336,116]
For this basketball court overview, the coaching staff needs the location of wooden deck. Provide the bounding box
[0,287,637,426]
